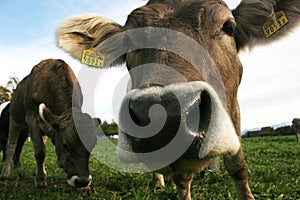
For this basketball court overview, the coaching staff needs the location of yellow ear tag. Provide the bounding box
[81,48,105,68]
[263,10,289,38]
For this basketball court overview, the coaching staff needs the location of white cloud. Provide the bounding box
[238,28,300,129]
[0,37,127,122]
[0,38,76,84]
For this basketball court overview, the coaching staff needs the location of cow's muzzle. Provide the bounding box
[67,175,92,188]
[117,81,240,170]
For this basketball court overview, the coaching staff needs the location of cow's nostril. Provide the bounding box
[129,98,152,127]
[186,90,212,133]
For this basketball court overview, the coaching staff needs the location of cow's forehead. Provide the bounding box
[125,0,232,34]
[147,0,228,7]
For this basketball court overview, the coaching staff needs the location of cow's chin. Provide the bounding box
[116,81,240,172]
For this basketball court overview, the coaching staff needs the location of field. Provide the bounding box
[0,136,299,200]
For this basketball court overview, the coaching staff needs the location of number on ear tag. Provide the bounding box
[263,10,289,38]
[81,48,105,68]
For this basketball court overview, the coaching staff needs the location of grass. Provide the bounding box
[0,136,299,199]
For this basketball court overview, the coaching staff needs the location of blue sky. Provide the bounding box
[0,0,144,45]
[0,0,300,131]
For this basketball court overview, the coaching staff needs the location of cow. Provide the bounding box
[55,0,300,199]
[0,59,98,190]
[292,118,300,142]
[0,102,28,166]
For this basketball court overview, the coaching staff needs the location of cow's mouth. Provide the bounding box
[67,175,92,188]
[117,81,240,171]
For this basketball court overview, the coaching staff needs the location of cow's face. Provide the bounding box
[39,104,97,187]
[115,0,242,170]
[125,1,240,87]
[56,0,300,172]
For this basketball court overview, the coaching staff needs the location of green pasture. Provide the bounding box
[0,136,299,199]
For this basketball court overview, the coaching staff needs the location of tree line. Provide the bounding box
[100,120,118,136]
[0,75,19,104]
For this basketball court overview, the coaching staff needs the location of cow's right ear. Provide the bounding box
[39,103,59,129]
[233,0,300,51]
[56,14,125,67]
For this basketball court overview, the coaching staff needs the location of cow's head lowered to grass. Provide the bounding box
[56,0,300,199]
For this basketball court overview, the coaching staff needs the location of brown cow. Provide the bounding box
[56,0,300,199]
[292,118,300,142]
[1,59,98,189]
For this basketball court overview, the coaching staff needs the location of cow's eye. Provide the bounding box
[222,19,236,36]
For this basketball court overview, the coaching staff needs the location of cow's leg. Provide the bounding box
[1,118,20,179]
[0,131,5,161]
[224,149,255,200]
[13,131,27,167]
[1,133,7,162]
[172,173,194,200]
[0,130,9,162]
[296,131,300,142]
[153,172,165,188]
[25,113,47,188]
[1,148,4,162]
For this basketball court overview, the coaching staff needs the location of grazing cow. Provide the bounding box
[0,102,28,166]
[0,59,98,189]
[56,0,300,199]
[292,118,300,142]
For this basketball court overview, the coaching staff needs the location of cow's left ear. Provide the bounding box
[39,103,59,129]
[232,0,300,51]
[56,14,125,67]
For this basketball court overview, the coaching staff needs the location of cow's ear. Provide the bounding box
[94,118,101,126]
[39,103,59,129]
[56,14,125,67]
[232,0,300,51]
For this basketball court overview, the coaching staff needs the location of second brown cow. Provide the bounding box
[1,59,98,189]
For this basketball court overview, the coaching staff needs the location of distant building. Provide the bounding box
[244,130,261,138]
[244,127,274,138]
